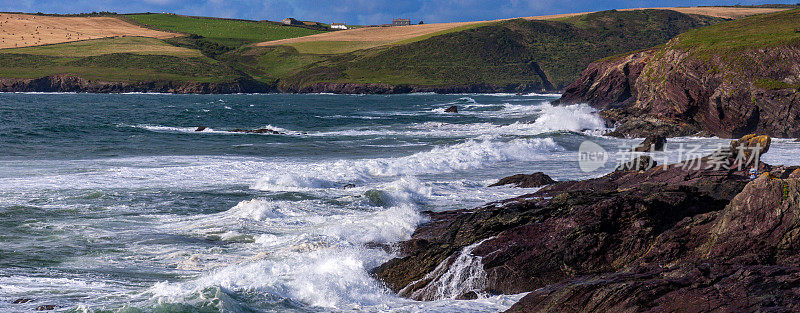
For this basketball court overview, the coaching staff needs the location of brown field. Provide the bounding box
[0,13,177,49]
[256,6,790,52]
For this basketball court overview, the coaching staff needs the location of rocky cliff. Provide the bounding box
[557,9,800,139]
[374,135,800,311]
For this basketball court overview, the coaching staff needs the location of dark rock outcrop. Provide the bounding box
[615,155,656,171]
[489,172,555,188]
[375,135,800,311]
[444,106,458,113]
[632,135,666,152]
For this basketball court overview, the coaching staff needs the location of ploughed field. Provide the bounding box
[0,13,176,49]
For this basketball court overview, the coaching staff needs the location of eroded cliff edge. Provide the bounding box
[557,9,800,138]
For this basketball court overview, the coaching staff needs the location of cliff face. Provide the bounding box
[375,136,800,311]
[558,9,800,138]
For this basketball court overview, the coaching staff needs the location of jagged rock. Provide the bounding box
[615,155,656,171]
[489,172,555,188]
[376,136,797,311]
[632,135,666,152]
[195,126,207,132]
[444,106,458,113]
[507,263,800,312]
[12,298,32,304]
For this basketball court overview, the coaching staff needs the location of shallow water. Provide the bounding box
[1,92,799,312]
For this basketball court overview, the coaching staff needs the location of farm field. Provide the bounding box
[0,13,176,49]
[123,14,324,48]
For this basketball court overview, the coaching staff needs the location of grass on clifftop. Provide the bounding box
[124,14,324,48]
[675,8,800,52]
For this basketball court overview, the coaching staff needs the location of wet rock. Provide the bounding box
[12,298,33,304]
[632,135,666,152]
[343,183,356,189]
[444,106,458,113]
[194,126,207,132]
[377,136,782,309]
[615,155,656,171]
[489,172,555,188]
[35,305,56,311]
[456,291,479,300]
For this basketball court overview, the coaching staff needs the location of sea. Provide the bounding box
[1,92,799,312]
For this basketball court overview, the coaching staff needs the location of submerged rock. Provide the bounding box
[11,298,33,304]
[444,106,458,113]
[489,172,555,188]
[35,305,56,311]
[194,126,207,132]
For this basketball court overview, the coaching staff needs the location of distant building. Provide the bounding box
[331,23,348,30]
[282,18,302,25]
[393,18,411,26]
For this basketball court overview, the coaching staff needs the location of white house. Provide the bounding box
[331,23,348,30]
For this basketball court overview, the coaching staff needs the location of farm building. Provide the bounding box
[331,23,347,30]
[392,18,411,26]
[282,18,302,25]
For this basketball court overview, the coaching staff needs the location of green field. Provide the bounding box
[674,8,800,52]
[123,14,325,48]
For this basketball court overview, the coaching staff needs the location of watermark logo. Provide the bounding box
[578,140,608,172]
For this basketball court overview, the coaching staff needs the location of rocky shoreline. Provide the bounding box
[373,135,800,311]
[0,74,554,95]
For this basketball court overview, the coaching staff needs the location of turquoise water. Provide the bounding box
[1,92,798,312]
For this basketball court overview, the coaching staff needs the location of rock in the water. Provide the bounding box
[35,305,56,311]
[343,183,356,189]
[444,106,458,113]
[615,155,656,171]
[730,134,771,162]
[12,298,33,304]
[489,172,555,188]
[195,126,207,132]
[456,291,479,300]
[229,128,285,135]
[632,135,666,152]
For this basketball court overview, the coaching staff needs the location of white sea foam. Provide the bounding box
[252,137,563,190]
[401,239,491,301]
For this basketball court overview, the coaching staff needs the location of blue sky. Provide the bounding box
[1,0,797,24]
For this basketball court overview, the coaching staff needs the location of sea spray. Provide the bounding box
[400,239,492,301]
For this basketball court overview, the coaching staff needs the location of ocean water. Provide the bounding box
[1,92,799,313]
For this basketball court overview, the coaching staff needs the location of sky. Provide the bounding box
[1,0,798,24]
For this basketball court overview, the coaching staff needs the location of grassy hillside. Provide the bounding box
[674,8,800,52]
[123,14,324,48]
[0,37,239,83]
[0,9,737,91]
[238,9,725,90]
